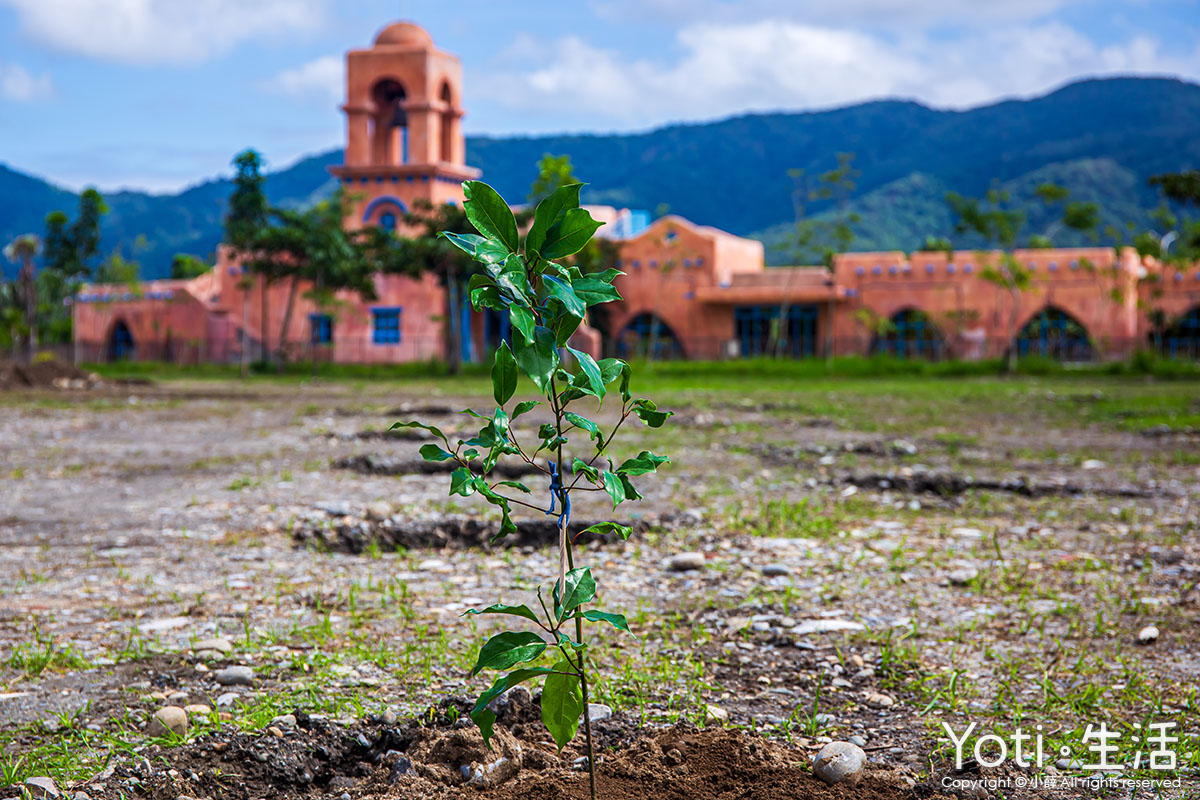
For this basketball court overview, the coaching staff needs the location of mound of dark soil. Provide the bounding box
[842,471,1155,499]
[292,513,640,553]
[0,358,99,390]
[333,454,543,479]
[90,707,923,800]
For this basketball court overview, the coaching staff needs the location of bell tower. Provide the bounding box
[330,21,480,231]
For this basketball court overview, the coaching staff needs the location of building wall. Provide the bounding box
[1141,259,1200,336]
[829,248,1142,358]
[609,216,765,359]
[73,281,214,362]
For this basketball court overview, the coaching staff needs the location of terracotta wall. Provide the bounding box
[610,216,765,359]
[830,248,1141,357]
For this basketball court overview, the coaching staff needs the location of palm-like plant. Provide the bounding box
[3,234,42,363]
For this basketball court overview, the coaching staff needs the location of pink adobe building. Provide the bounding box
[73,21,1200,364]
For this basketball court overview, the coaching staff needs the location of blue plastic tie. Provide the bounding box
[546,460,572,530]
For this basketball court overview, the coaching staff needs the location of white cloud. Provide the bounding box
[260,54,343,103]
[0,60,54,101]
[478,19,1200,129]
[590,0,1083,30]
[0,0,327,65]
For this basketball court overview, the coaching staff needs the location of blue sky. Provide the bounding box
[1,0,1198,193]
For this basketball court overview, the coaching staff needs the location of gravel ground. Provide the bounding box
[0,376,1197,798]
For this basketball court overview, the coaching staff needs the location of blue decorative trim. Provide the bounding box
[361,195,409,222]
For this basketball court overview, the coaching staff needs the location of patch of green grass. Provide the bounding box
[4,633,91,677]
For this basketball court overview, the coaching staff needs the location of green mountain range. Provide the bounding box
[2,76,1198,278]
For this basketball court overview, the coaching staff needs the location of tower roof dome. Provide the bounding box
[373,22,433,48]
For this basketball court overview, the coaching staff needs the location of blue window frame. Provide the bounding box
[1014,307,1092,361]
[309,313,333,345]
[873,309,943,360]
[1157,305,1200,359]
[734,305,819,358]
[372,307,402,345]
[379,212,397,232]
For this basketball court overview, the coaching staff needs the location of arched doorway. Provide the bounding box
[107,320,135,361]
[872,308,944,359]
[370,79,408,165]
[1014,307,1093,360]
[1160,306,1200,359]
[439,82,454,162]
[616,313,684,360]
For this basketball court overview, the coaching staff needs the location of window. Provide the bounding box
[379,212,397,232]
[735,305,819,358]
[309,313,333,345]
[372,307,402,344]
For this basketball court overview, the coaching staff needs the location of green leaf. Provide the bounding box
[596,358,626,385]
[449,466,478,497]
[497,254,534,305]
[462,603,541,624]
[619,472,642,501]
[583,610,631,632]
[564,411,600,442]
[601,470,626,508]
[469,631,547,676]
[556,631,588,651]
[550,312,583,348]
[579,521,632,540]
[566,346,605,399]
[571,276,622,307]
[512,400,539,418]
[617,450,669,476]
[390,420,448,444]
[509,306,536,343]
[495,479,531,493]
[542,208,603,260]
[633,399,672,428]
[554,567,596,620]
[541,659,584,751]
[463,181,518,254]
[526,183,581,257]
[571,458,599,483]
[470,284,505,312]
[492,502,517,543]
[492,407,511,441]
[543,275,586,319]
[472,667,554,749]
[618,362,632,402]
[418,443,455,462]
[440,231,487,256]
[514,325,560,392]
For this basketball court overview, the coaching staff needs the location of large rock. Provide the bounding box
[812,741,866,786]
[215,665,254,686]
[23,778,60,799]
[147,706,189,737]
[665,552,706,572]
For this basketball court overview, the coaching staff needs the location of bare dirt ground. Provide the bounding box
[0,374,1197,799]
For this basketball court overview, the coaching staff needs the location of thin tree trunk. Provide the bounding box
[240,284,250,378]
[445,263,462,376]
[312,268,324,381]
[21,258,36,364]
[1007,287,1020,373]
[825,297,835,366]
[276,276,299,368]
[260,275,270,367]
